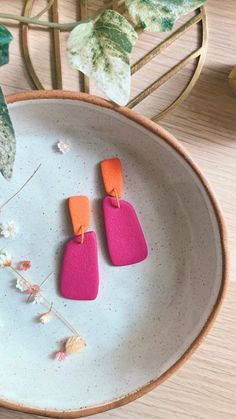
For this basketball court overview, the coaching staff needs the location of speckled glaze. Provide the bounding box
[0,92,228,418]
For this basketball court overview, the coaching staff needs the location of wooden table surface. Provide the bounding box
[0,1,236,418]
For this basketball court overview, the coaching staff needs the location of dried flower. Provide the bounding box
[0,221,18,238]
[25,284,43,304]
[32,294,43,305]
[1,252,85,360]
[15,277,43,303]
[65,336,86,354]
[57,141,71,154]
[55,351,67,361]
[26,284,41,295]
[19,260,32,271]
[16,277,29,292]
[55,335,86,362]
[39,303,53,324]
[0,250,12,268]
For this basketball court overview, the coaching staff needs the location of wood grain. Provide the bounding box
[0,0,236,417]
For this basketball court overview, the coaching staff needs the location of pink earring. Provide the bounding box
[60,195,99,300]
[100,158,148,266]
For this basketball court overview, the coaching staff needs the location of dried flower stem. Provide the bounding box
[48,302,53,313]
[10,266,81,336]
[40,270,54,287]
[0,163,42,212]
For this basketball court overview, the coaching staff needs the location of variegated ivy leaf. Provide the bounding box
[0,24,13,66]
[126,0,206,32]
[0,88,16,180]
[67,10,137,105]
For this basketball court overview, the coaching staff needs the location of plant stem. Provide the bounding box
[0,12,80,30]
[0,2,113,31]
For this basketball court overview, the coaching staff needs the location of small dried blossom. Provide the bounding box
[55,336,86,361]
[0,251,12,268]
[16,277,29,292]
[57,141,71,154]
[32,294,43,305]
[25,284,43,304]
[15,278,43,303]
[26,284,41,295]
[0,221,18,238]
[39,304,53,324]
[19,260,32,271]
[55,351,67,361]
[65,336,86,354]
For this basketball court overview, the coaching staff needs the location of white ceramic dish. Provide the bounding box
[0,91,228,418]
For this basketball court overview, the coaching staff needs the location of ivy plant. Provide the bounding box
[0,0,206,179]
[68,10,137,105]
[126,0,205,31]
[0,23,12,65]
[0,24,15,180]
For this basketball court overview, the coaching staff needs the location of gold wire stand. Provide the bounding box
[20,1,208,122]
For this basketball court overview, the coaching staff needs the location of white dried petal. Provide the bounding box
[32,294,43,305]
[16,277,28,292]
[57,141,71,154]
[0,221,18,238]
[39,311,51,324]
[39,304,53,324]
[0,250,12,267]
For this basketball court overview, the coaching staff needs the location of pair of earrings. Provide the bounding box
[60,158,148,301]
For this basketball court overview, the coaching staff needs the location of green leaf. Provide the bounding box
[0,88,16,180]
[67,10,137,105]
[0,24,13,66]
[126,0,206,32]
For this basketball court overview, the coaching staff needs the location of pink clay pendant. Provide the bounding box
[100,158,148,266]
[60,196,99,300]
[103,196,148,266]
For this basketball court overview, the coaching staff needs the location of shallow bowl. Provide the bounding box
[0,91,228,418]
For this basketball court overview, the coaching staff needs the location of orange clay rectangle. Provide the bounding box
[100,158,123,198]
[68,196,90,236]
